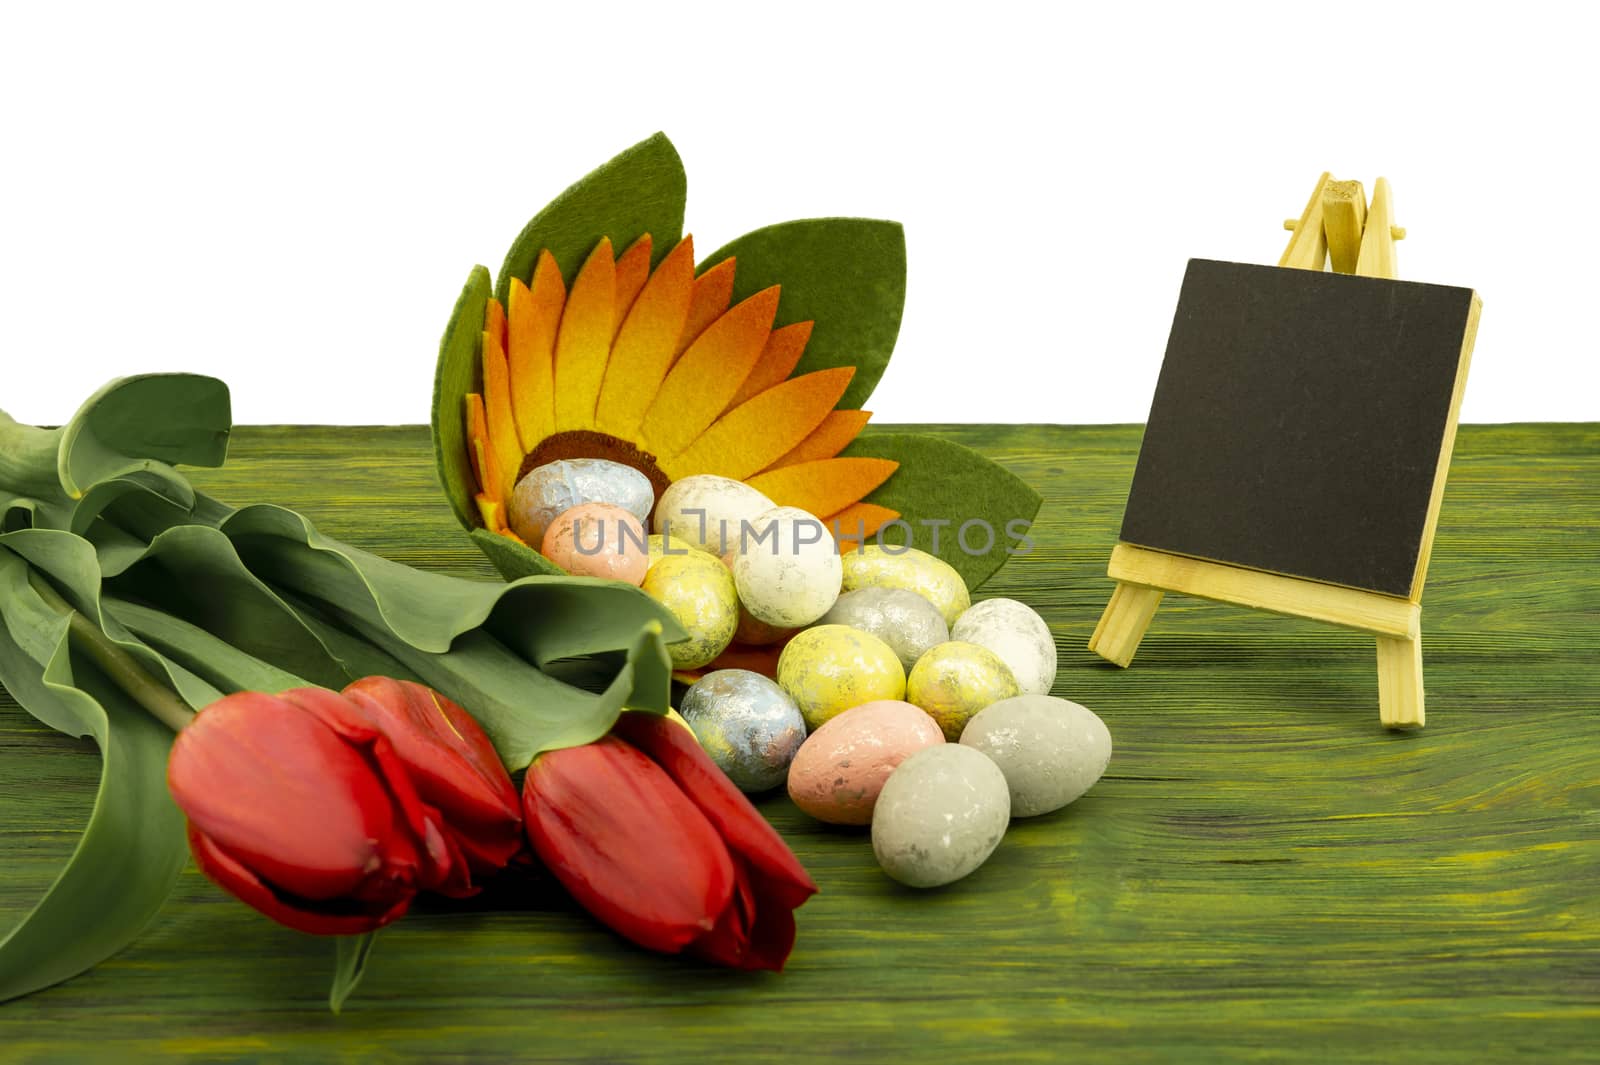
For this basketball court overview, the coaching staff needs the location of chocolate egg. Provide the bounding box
[731,507,842,628]
[641,550,739,669]
[776,624,906,731]
[786,700,944,824]
[509,458,653,546]
[906,641,1020,740]
[951,598,1058,696]
[654,475,775,557]
[679,670,806,792]
[961,695,1112,816]
[839,544,971,626]
[872,744,1010,888]
[540,503,649,585]
[821,587,949,673]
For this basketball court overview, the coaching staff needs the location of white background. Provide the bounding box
[3,2,1595,426]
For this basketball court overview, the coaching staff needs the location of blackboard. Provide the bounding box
[1120,259,1478,598]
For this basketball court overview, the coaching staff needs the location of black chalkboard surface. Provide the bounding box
[1121,259,1478,598]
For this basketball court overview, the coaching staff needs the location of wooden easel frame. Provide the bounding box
[1088,174,1482,728]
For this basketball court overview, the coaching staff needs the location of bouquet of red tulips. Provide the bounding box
[0,375,815,1010]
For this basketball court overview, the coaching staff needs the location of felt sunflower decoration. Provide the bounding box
[432,134,1040,591]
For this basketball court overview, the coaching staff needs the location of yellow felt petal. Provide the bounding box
[640,286,779,459]
[745,457,899,519]
[465,392,509,512]
[484,297,507,350]
[729,321,814,407]
[475,493,506,535]
[481,330,524,502]
[594,235,695,441]
[767,409,873,470]
[828,502,899,545]
[661,368,857,482]
[553,238,615,432]
[612,234,653,336]
[507,251,564,451]
[673,258,737,363]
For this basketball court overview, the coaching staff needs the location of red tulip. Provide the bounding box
[342,676,523,878]
[167,687,462,935]
[523,711,817,971]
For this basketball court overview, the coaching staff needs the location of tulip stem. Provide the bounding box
[27,571,195,732]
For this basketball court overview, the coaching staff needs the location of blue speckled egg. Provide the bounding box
[509,458,654,546]
[679,670,807,793]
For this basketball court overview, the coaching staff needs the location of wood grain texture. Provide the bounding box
[2,423,1598,1063]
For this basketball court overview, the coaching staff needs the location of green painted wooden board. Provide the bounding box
[2,424,1597,1063]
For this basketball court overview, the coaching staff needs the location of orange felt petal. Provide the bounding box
[612,235,653,336]
[498,526,528,546]
[767,409,873,470]
[483,297,507,351]
[507,252,564,451]
[553,238,615,432]
[745,457,899,518]
[672,258,737,363]
[640,287,779,459]
[460,391,502,508]
[827,502,899,545]
[661,368,857,482]
[481,330,524,502]
[594,236,695,440]
[729,321,814,407]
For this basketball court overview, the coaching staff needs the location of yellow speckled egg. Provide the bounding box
[647,533,711,571]
[776,624,906,731]
[641,550,739,669]
[541,503,649,585]
[906,641,1020,740]
[840,544,971,626]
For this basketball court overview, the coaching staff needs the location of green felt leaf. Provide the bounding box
[0,552,188,1004]
[703,218,906,411]
[471,526,566,580]
[431,265,492,537]
[495,132,687,301]
[840,433,1043,590]
[328,932,379,1014]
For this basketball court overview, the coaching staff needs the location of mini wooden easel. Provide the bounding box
[1089,174,1471,729]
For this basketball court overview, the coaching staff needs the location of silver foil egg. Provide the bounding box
[679,669,807,793]
[821,586,950,673]
[509,458,654,546]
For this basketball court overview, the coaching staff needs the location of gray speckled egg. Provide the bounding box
[951,598,1058,696]
[872,745,1010,888]
[509,459,654,546]
[678,670,806,793]
[959,694,1111,817]
[731,507,842,628]
[820,587,949,673]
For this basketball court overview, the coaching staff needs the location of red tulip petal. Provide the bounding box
[187,825,413,936]
[524,737,735,954]
[342,677,523,875]
[691,859,755,969]
[612,712,817,911]
[169,690,408,901]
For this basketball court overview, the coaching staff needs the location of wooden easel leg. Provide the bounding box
[1375,633,1425,729]
[1089,583,1164,667]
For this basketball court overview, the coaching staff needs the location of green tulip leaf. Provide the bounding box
[840,433,1043,589]
[329,931,380,1014]
[0,552,188,1004]
[432,264,493,535]
[105,597,308,696]
[496,131,687,301]
[702,218,906,411]
[57,374,230,501]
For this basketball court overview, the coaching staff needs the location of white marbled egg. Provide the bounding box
[959,694,1112,816]
[951,597,1058,696]
[730,506,842,628]
[654,475,775,557]
[872,744,1010,888]
[509,459,653,546]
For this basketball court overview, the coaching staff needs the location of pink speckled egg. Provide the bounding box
[786,700,945,825]
[541,503,648,585]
